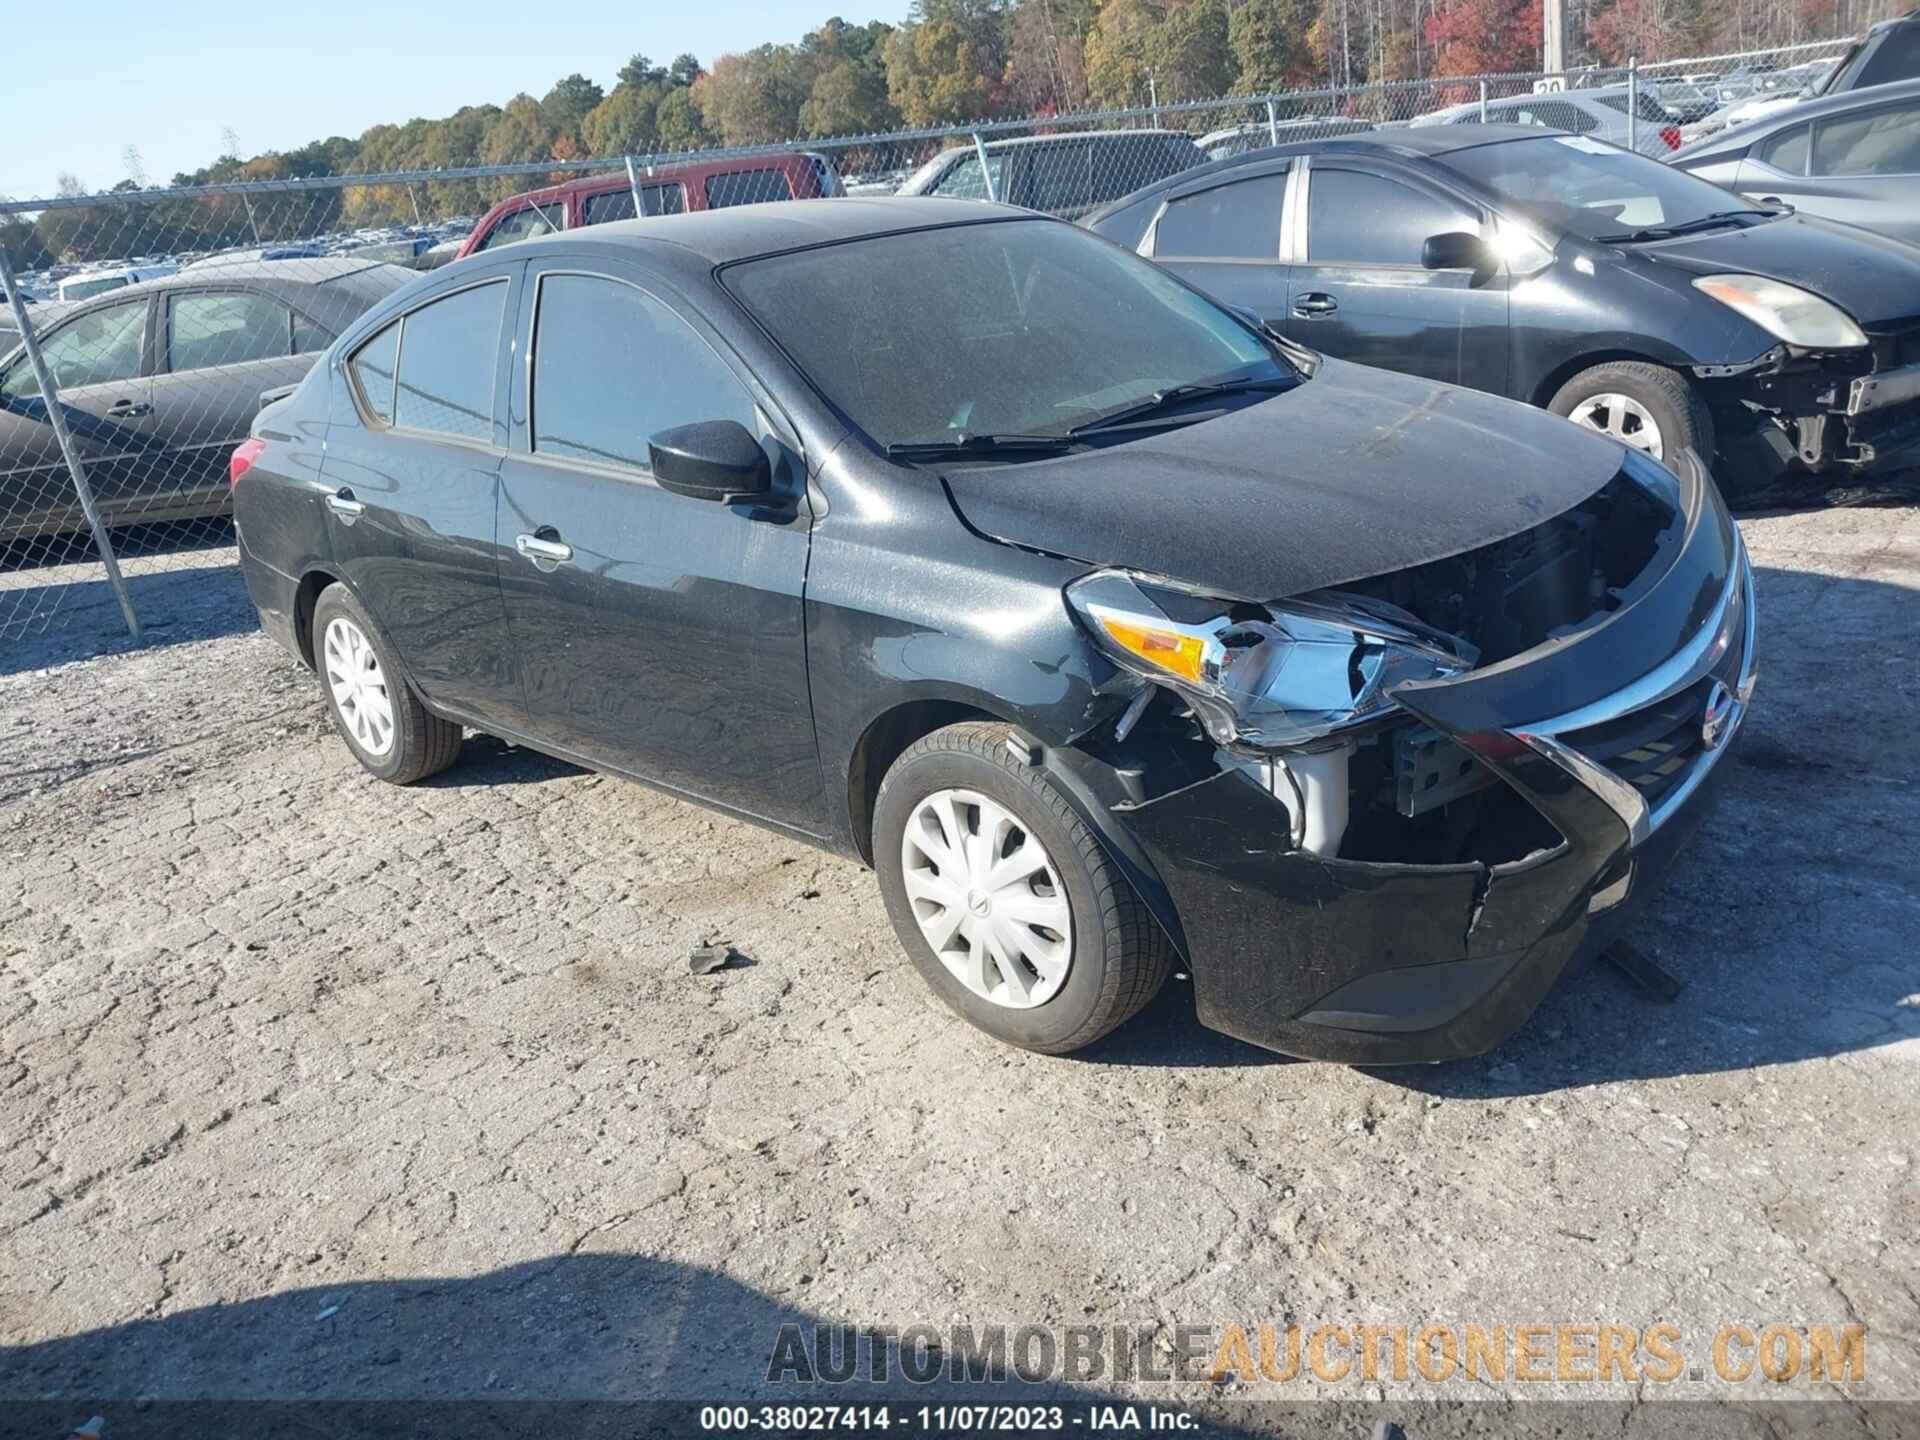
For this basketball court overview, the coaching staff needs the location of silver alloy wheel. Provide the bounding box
[1566,391,1665,458]
[900,788,1073,1009]
[322,616,396,758]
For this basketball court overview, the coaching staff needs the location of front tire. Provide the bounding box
[1547,360,1713,467]
[872,722,1173,1054]
[311,583,462,785]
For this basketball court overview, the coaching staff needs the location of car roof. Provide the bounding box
[505,196,1046,266]
[492,151,827,208]
[1678,72,1920,158]
[931,129,1196,158]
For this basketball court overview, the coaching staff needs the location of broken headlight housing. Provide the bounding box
[1692,275,1868,350]
[1066,571,1478,752]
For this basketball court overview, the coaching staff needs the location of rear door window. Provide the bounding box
[583,183,688,224]
[529,273,756,472]
[1154,173,1288,260]
[167,291,292,371]
[705,169,795,208]
[1307,169,1479,266]
[349,280,508,439]
[1811,102,1920,175]
[1024,141,1092,213]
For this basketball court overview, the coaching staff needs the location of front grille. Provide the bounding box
[1560,677,1713,814]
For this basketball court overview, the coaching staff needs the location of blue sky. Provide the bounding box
[3,0,909,202]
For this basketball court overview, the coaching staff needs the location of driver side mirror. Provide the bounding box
[1422,230,1494,272]
[649,419,773,503]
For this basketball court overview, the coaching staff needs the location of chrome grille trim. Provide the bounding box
[1513,535,1755,847]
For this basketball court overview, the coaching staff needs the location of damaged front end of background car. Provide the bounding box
[1690,274,1920,474]
[1038,450,1756,1063]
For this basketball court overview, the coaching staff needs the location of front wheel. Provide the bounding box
[872,722,1173,1054]
[1547,360,1713,467]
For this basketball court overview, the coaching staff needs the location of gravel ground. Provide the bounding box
[0,506,1916,1428]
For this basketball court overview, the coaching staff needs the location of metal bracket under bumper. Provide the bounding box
[1849,359,1920,417]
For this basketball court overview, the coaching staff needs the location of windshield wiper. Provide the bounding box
[1596,209,1775,243]
[1068,375,1298,436]
[884,432,1082,461]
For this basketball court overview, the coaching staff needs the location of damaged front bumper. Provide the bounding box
[1103,477,1756,1064]
[1699,342,1920,471]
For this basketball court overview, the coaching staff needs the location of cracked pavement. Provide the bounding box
[0,507,1916,1423]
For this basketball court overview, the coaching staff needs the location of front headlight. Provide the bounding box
[1692,274,1868,349]
[1066,571,1477,751]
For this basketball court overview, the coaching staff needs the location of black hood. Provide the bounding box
[940,359,1625,602]
[1629,213,1920,331]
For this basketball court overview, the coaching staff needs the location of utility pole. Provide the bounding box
[1543,0,1566,76]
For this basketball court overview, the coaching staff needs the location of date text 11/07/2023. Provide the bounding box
[699,1404,1200,1432]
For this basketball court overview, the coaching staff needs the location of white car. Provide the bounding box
[1405,85,1683,156]
[55,264,177,303]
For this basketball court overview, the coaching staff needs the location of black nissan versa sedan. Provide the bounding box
[1084,126,1920,484]
[231,198,1756,1064]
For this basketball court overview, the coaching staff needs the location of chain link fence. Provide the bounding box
[0,33,1862,654]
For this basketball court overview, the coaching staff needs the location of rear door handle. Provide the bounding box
[516,530,574,568]
[1293,294,1339,317]
[326,487,365,520]
[107,399,152,418]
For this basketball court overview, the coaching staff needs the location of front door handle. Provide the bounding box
[107,399,152,418]
[1293,293,1339,317]
[516,529,574,568]
[326,487,365,521]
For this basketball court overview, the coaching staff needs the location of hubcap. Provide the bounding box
[322,616,396,759]
[1567,391,1665,459]
[900,788,1072,1009]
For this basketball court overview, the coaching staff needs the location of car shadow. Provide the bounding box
[0,1254,1267,1434]
[1090,564,1920,1097]
[424,733,587,787]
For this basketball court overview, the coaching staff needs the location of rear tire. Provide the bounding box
[311,583,462,785]
[872,722,1173,1054]
[1548,361,1713,468]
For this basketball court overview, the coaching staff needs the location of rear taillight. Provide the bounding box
[230,437,266,490]
[1661,125,1682,150]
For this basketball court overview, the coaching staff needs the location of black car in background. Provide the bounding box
[1,259,411,541]
[233,199,1753,1065]
[1085,127,1920,484]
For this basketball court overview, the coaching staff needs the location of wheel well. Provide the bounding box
[291,569,340,670]
[847,700,994,865]
[1529,350,1675,410]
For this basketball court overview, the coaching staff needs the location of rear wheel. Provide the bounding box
[872,722,1172,1054]
[311,583,462,785]
[1548,361,1713,467]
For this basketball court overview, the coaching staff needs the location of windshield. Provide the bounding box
[722,219,1291,451]
[1436,134,1769,241]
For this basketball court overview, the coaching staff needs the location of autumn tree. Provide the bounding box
[1425,0,1543,74]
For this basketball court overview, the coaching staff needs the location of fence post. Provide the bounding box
[1266,99,1279,146]
[625,155,646,215]
[0,247,142,643]
[970,132,996,202]
[1479,79,1489,121]
[1628,57,1638,152]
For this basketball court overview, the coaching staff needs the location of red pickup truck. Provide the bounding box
[454,152,844,259]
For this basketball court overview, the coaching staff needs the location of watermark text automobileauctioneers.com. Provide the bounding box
[767,1323,1870,1387]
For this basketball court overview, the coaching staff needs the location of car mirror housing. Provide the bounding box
[649,420,773,503]
[1422,230,1493,272]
